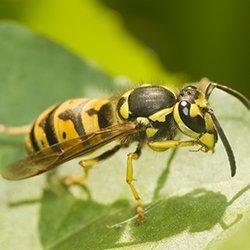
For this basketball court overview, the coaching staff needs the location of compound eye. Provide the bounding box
[178,101,206,133]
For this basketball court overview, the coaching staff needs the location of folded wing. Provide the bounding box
[1,123,138,180]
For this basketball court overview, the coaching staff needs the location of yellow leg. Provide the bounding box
[63,144,121,185]
[63,158,96,185]
[148,140,200,152]
[0,124,31,135]
[126,145,144,223]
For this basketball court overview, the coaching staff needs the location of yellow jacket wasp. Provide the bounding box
[0,78,249,222]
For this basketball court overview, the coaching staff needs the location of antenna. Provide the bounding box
[199,78,250,109]
[212,83,250,110]
[208,110,236,177]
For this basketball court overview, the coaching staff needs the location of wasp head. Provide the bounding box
[173,84,217,152]
[174,78,250,177]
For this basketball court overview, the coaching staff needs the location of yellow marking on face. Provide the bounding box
[195,93,207,108]
[146,127,158,138]
[81,99,109,134]
[189,104,201,117]
[118,90,133,120]
[204,113,215,133]
[149,107,173,122]
[53,99,87,142]
[34,105,56,149]
[199,132,216,151]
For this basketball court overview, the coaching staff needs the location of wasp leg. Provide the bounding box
[63,144,122,185]
[0,124,31,135]
[126,144,144,223]
[148,140,200,152]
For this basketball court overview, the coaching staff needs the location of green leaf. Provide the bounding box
[0,23,250,250]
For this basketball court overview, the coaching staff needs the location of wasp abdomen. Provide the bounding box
[26,98,117,152]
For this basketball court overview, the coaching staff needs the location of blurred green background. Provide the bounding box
[0,0,249,96]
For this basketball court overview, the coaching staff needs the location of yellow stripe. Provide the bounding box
[149,107,173,122]
[118,89,133,120]
[161,85,179,99]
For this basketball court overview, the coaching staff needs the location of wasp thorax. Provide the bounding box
[116,85,176,122]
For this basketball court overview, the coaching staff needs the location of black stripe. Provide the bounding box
[29,123,40,152]
[86,102,114,129]
[58,101,88,136]
[97,102,114,129]
[39,106,59,146]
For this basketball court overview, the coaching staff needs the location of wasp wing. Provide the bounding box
[1,123,138,180]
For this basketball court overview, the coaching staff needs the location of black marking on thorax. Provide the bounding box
[58,102,87,136]
[86,102,114,129]
[128,86,176,119]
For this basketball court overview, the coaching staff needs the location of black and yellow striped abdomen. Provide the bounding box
[26,98,117,152]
